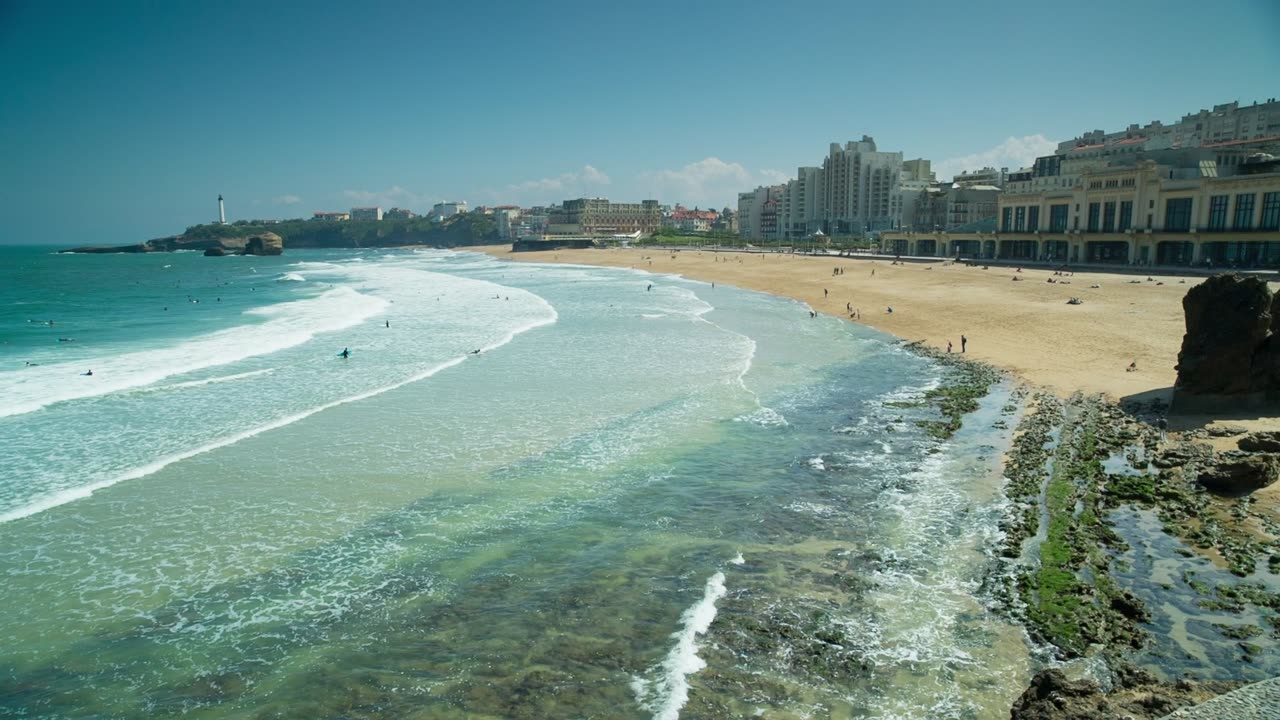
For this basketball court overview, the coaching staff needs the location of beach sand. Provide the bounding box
[476,245,1217,401]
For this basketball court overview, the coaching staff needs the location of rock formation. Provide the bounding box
[1174,273,1280,411]
[242,232,283,256]
[1197,451,1280,495]
[203,247,226,256]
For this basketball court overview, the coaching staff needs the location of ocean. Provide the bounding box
[0,246,1032,718]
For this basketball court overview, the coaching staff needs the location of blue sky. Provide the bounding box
[2,0,1278,245]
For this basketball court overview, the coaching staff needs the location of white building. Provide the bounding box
[431,201,468,220]
[1059,98,1280,153]
[350,207,383,221]
[494,207,522,239]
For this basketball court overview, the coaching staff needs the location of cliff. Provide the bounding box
[62,215,498,255]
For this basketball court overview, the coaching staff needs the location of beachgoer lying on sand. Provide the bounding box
[1126,361,1137,372]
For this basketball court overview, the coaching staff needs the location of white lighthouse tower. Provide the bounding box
[218,194,226,224]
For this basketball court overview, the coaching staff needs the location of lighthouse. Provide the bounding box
[218,194,226,224]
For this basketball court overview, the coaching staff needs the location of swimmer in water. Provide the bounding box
[81,369,93,376]
[470,349,481,355]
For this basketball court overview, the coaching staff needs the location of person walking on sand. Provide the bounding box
[947,341,953,353]
[824,288,828,298]
[961,335,967,353]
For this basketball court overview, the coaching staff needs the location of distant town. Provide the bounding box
[225,97,1280,268]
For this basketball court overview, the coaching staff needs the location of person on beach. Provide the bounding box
[386,320,390,328]
[824,288,828,298]
[948,341,953,353]
[961,335,967,353]
[1126,360,1137,372]
[340,348,350,359]
[647,284,652,292]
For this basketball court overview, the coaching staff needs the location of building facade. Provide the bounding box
[546,198,661,236]
[350,207,383,221]
[312,211,351,221]
[385,207,415,220]
[737,137,909,240]
[430,201,468,219]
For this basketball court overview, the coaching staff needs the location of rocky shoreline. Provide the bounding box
[900,341,1280,719]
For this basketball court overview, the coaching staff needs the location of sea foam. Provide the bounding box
[0,287,387,419]
[635,571,727,720]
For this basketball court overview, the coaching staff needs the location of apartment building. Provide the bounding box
[350,207,383,221]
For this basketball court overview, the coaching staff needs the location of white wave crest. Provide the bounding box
[634,571,726,720]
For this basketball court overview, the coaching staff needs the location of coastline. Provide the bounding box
[470,244,1199,400]
[473,244,1280,717]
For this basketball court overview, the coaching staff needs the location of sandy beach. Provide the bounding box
[475,245,1212,401]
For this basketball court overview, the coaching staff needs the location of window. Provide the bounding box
[1208,195,1229,231]
[1049,204,1069,232]
[1028,206,1040,232]
[1087,202,1101,232]
[1118,201,1133,231]
[1102,202,1116,232]
[1165,198,1193,232]
[1014,206,1026,231]
[1001,207,1013,232]
[1262,192,1280,230]
[1234,193,1256,230]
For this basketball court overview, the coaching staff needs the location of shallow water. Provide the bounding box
[1,247,1033,718]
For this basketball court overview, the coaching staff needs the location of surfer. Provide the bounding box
[470,349,481,355]
[81,369,92,376]
[385,320,390,328]
[340,348,350,359]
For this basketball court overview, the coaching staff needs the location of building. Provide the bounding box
[953,167,1007,188]
[430,201,468,220]
[822,136,903,234]
[385,207,415,220]
[546,198,661,236]
[661,205,720,233]
[738,136,906,240]
[494,206,522,239]
[350,207,383,221]
[737,184,786,240]
[1058,98,1280,155]
[884,153,1280,265]
[909,184,1000,233]
[312,211,351,221]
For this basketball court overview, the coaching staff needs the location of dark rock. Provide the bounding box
[1151,442,1213,469]
[1176,273,1272,395]
[203,247,226,257]
[1008,670,1102,720]
[1238,430,1280,453]
[1198,451,1280,495]
[242,232,283,256]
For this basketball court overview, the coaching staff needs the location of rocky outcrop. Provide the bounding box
[1009,665,1243,720]
[1237,431,1280,453]
[1197,451,1280,495]
[242,232,282,256]
[67,231,285,256]
[1174,274,1280,411]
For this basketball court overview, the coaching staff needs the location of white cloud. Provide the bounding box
[933,135,1058,182]
[340,186,430,210]
[505,165,611,204]
[272,194,302,206]
[639,157,784,209]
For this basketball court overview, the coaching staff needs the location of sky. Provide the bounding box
[1,0,1278,245]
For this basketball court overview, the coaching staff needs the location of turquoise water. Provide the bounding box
[0,247,1031,718]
